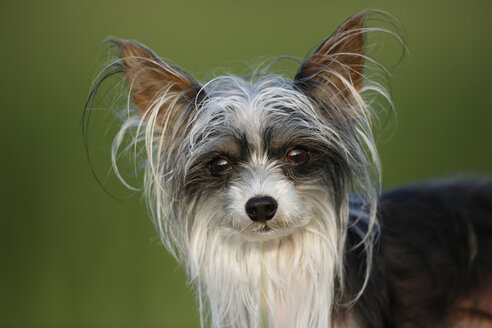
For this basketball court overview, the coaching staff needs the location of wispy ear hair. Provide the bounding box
[294,10,372,110]
[114,39,204,129]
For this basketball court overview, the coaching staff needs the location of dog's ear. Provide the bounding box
[294,12,367,108]
[116,39,203,126]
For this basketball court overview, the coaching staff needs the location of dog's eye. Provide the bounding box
[210,157,232,175]
[285,148,309,164]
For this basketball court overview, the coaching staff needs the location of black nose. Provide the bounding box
[245,196,278,222]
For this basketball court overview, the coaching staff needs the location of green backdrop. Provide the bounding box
[1,0,491,327]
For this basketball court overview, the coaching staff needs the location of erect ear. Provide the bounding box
[115,39,203,125]
[294,11,367,108]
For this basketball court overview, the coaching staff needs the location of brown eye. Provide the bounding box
[285,148,309,164]
[210,157,232,175]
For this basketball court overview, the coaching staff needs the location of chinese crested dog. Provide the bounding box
[86,10,492,328]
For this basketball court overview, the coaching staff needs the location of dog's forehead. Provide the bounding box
[195,76,318,150]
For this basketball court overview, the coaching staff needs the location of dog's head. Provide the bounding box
[86,10,400,326]
[93,11,392,252]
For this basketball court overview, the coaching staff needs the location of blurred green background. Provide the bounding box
[1,0,490,327]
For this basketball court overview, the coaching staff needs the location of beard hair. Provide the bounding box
[183,187,346,328]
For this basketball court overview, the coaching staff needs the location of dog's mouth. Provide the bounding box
[227,213,311,240]
[255,224,272,233]
[248,221,285,234]
[231,220,307,241]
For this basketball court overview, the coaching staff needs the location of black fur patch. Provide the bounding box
[343,180,492,327]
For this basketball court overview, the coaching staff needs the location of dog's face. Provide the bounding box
[181,77,352,240]
[108,11,380,247]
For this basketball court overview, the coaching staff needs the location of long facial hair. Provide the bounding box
[140,76,354,327]
[187,193,342,328]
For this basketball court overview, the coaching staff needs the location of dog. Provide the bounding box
[86,10,492,328]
